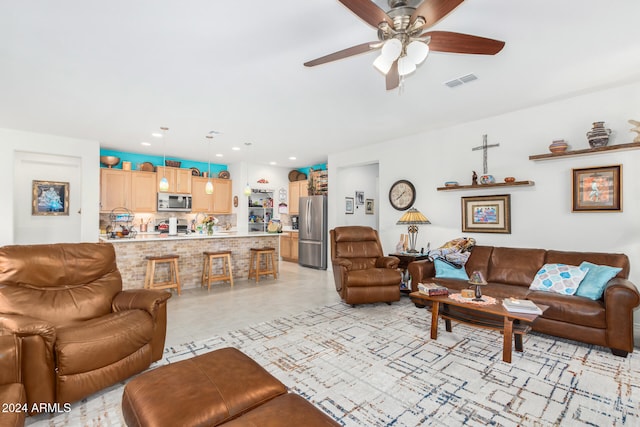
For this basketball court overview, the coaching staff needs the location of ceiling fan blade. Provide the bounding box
[338,0,393,29]
[304,41,380,67]
[386,61,399,91]
[423,31,505,55]
[411,0,465,28]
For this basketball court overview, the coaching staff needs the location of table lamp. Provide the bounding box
[396,208,430,253]
[468,271,487,301]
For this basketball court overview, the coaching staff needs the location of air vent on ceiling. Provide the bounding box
[444,73,478,88]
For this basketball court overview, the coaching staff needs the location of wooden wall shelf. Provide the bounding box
[529,142,640,161]
[437,180,535,191]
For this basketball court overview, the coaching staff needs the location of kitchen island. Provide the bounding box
[99,232,280,290]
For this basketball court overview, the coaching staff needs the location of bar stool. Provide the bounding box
[201,251,234,290]
[248,247,278,283]
[144,254,181,295]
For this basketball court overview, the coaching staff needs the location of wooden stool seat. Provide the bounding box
[248,247,277,283]
[201,250,234,290]
[144,254,181,295]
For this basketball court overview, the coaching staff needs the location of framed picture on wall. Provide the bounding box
[355,191,364,205]
[32,180,69,216]
[345,197,354,214]
[365,199,374,214]
[461,194,511,234]
[572,165,621,212]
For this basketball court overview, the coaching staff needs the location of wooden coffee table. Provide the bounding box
[410,292,548,363]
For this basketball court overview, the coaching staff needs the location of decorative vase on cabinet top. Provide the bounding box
[586,121,611,148]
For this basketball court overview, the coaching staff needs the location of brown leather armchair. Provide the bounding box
[330,226,401,305]
[0,243,171,413]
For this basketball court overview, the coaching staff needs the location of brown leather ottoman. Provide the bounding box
[121,347,339,427]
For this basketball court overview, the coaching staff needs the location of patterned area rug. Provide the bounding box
[27,298,639,426]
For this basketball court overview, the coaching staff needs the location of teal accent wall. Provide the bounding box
[297,163,327,176]
[99,149,227,175]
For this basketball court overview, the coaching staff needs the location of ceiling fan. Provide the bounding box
[304,0,505,90]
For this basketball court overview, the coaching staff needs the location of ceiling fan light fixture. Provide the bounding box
[397,56,416,76]
[381,38,402,61]
[406,40,429,64]
[373,54,394,75]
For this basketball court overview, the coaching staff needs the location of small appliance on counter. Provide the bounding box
[156,218,189,234]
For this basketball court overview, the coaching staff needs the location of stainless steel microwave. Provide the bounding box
[157,193,192,212]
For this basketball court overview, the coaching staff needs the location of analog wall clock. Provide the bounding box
[389,180,416,211]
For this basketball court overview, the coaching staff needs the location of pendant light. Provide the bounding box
[243,182,252,196]
[158,127,170,192]
[205,135,214,195]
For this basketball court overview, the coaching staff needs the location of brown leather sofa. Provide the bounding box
[330,226,401,306]
[0,335,26,427]
[408,245,640,356]
[0,243,171,413]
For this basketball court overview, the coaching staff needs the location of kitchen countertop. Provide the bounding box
[99,231,279,243]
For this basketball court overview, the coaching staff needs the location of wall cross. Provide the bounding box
[472,134,499,174]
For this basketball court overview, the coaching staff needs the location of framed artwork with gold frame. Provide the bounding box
[32,180,69,216]
[461,194,511,234]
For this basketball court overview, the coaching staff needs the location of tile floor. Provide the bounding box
[164,260,341,347]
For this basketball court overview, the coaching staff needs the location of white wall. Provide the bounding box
[328,80,640,330]
[335,163,379,228]
[0,128,100,245]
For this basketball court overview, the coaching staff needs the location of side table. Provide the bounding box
[389,253,430,293]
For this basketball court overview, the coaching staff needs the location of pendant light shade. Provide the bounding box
[159,127,170,191]
[397,56,416,76]
[243,183,252,196]
[205,135,214,195]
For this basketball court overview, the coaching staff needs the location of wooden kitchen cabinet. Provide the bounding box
[281,231,299,262]
[288,180,308,215]
[130,171,157,212]
[156,166,192,193]
[101,169,158,212]
[100,169,130,212]
[191,177,233,214]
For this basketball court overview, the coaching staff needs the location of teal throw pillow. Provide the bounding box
[529,263,586,295]
[434,258,469,280]
[576,261,622,300]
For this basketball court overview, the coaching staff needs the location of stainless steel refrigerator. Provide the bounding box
[298,195,327,269]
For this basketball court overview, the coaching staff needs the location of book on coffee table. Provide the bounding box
[418,282,449,296]
[502,298,542,315]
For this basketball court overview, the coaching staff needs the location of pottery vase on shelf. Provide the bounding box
[548,139,568,153]
[479,174,495,185]
[586,121,611,148]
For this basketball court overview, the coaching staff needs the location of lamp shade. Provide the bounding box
[205,180,214,194]
[468,271,487,285]
[406,40,429,64]
[397,56,416,76]
[381,38,402,61]
[396,207,431,225]
[373,54,394,75]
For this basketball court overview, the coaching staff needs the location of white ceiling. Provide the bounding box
[1,0,639,168]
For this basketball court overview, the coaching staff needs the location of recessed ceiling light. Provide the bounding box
[216,153,223,157]
[232,147,241,151]
[141,142,151,146]
[269,161,277,165]
[151,132,162,138]
[289,156,297,160]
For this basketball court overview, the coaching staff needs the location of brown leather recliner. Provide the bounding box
[330,226,401,305]
[0,243,171,413]
[0,335,26,426]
